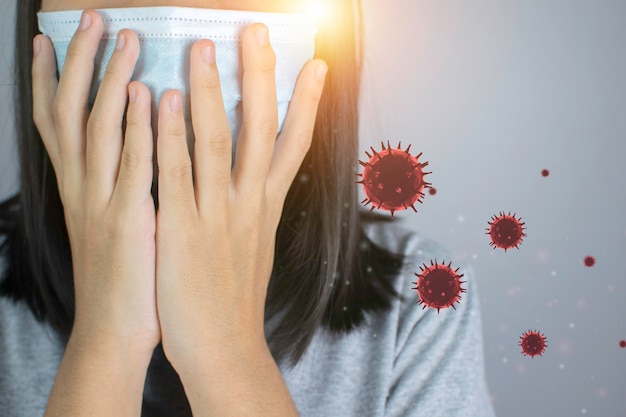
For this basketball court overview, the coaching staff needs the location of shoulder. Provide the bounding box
[0,296,66,417]
[361,221,495,416]
[362,219,481,356]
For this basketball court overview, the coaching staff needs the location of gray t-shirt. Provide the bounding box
[0,221,496,417]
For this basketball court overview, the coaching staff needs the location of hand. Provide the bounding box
[32,10,160,354]
[154,23,327,374]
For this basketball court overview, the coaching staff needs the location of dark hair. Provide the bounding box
[0,0,407,369]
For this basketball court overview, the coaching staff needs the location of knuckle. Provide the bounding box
[102,61,123,83]
[166,121,187,138]
[167,163,192,180]
[257,51,276,74]
[294,132,313,156]
[31,75,54,114]
[124,108,146,130]
[86,115,111,138]
[64,41,83,62]
[206,128,231,157]
[52,96,74,127]
[32,105,47,129]
[242,118,278,140]
[260,118,278,137]
[120,149,150,171]
[200,73,221,94]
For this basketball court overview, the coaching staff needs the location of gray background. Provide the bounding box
[1,0,625,416]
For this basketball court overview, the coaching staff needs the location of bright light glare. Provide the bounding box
[304,0,333,26]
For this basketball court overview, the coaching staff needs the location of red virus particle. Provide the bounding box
[411,259,466,313]
[541,169,550,177]
[486,211,527,252]
[519,329,548,358]
[619,340,626,348]
[428,187,437,196]
[583,256,595,267]
[355,140,432,219]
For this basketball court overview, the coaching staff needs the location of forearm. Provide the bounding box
[44,332,153,417]
[180,343,299,417]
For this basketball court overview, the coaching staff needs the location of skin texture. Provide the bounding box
[33,1,326,415]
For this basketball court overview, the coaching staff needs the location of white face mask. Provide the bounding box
[37,6,317,170]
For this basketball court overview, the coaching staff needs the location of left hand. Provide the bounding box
[154,23,327,375]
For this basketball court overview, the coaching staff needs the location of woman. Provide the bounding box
[0,0,496,416]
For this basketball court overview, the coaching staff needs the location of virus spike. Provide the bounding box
[486,211,527,251]
[371,146,381,159]
[411,259,467,313]
[519,329,548,358]
[385,140,393,156]
[355,140,432,219]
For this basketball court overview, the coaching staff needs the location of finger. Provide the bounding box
[232,24,278,198]
[112,81,153,209]
[32,34,62,177]
[267,60,327,203]
[189,39,232,213]
[157,90,197,222]
[85,28,141,203]
[52,9,103,195]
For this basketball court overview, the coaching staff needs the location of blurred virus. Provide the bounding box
[583,256,596,267]
[412,259,466,313]
[619,340,626,348]
[355,140,432,219]
[428,187,437,196]
[541,169,550,177]
[519,329,548,358]
[486,211,527,252]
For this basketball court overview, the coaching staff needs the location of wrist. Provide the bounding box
[44,326,155,417]
[65,329,154,374]
[176,342,298,417]
[166,332,268,381]
[70,318,159,359]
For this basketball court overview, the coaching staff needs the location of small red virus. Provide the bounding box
[619,340,626,348]
[583,256,596,267]
[355,140,432,219]
[486,211,527,252]
[519,329,548,358]
[428,187,437,196]
[411,259,466,313]
[541,169,550,177]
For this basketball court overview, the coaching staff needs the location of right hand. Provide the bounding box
[31,9,160,354]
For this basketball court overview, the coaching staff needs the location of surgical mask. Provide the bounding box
[37,6,317,170]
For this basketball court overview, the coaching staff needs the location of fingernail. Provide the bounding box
[33,36,41,57]
[169,93,181,112]
[79,11,92,31]
[129,85,137,103]
[256,25,269,46]
[201,44,215,64]
[316,61,328,81]
[116,33,126,51]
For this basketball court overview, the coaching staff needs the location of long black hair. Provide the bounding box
[0,0,408,369]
